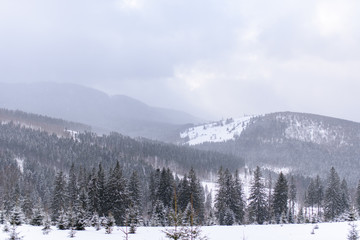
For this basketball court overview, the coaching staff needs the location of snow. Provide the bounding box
[0,221,357,240]
[180,116,254,145]
[276,114,348,146]
[15,157,24,173]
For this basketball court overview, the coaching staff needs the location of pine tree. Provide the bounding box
[248,166,268,224]
[324,167,342,221]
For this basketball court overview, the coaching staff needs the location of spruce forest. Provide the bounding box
[1,117,360,233]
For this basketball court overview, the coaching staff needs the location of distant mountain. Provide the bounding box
[0,82,200,140]
[181,112,360,183]
[0,108,91,137]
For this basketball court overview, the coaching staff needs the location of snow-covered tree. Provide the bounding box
[248,166,268,224]
[324,167,342,221]
[272,172,288,224]
[348,222,360,240]
[51,171,67,222]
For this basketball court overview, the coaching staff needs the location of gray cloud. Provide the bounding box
[1,0,360,121]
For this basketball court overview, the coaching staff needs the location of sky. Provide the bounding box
[1,0,360,121]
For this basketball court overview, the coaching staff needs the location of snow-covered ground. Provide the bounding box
[0,221,357,240]
[180,116,254,145]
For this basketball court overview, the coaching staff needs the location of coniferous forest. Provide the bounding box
[1,120,360,232]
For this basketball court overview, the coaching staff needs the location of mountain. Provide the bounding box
[0,108,91,137]
[0,82,200,140]
[181,112,360,183]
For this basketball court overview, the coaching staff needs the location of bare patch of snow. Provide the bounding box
[180,116,255,145]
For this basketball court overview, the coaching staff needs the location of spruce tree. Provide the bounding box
[51,171,67,222]
[340,178,350,215]
[288,176,296,223]
[314,175,323,216]
[356,180,360,215]
[214,167,226,225]
[248,166,267,224]
[188,168,205,223]
[87,167,99,215]
[231,170,245,224]
[272,172,288,224]
[105,161,128,225]
[324,167,342,221]
[348,222,360,240]
[67,163,79,213]
[97,163,106,217]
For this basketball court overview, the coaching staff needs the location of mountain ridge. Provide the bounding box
[181,111,360,183]
[0,82,200,140]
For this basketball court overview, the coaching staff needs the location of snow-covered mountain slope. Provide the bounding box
[180,112,360,182]
[180,116,254,145]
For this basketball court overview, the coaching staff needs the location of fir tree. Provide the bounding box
[356,180,360,215]
[272,172,288,224]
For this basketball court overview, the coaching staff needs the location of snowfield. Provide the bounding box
[180,116,254,145]
[1,221,357,240]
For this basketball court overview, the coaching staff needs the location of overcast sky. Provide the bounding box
[1,0,360,121]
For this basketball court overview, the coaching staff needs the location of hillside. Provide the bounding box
[181,112,360,183]
[0,82,199,140]
[0,108,91,137]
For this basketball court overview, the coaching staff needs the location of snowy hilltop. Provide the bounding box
[180,115,255,145]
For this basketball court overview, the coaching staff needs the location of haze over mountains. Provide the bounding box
[0,82,200,140]
[2,82,360,182]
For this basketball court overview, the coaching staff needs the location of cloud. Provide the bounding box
[1,0,360,121]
